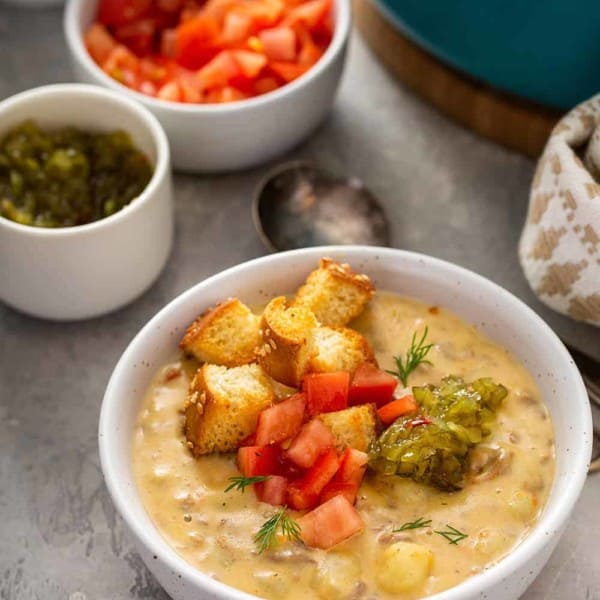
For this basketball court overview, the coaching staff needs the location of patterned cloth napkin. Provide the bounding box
[519,94,600,326]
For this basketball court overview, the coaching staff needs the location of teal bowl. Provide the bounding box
[375,0,600,110]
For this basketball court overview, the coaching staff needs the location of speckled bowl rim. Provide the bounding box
[100,246,592,600]
[64,0,351,114]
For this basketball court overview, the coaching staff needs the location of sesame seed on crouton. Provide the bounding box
[293,258,374,327]
[319,405,379,453]
[180,298,261,367]
[309,326,376,375]
[184,363,274,455]
[257,296,318,387]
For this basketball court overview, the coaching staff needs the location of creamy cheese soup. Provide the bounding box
[133,292,555,599]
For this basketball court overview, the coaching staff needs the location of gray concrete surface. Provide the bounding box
[0,5,598,599]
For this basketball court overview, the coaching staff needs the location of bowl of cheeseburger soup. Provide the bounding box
[99,246,592,600]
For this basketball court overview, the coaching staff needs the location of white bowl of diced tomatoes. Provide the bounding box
[64,0,350,172]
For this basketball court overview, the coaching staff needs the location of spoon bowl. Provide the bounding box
[253,161,390,251]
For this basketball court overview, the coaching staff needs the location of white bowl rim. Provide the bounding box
[0,83,170,237]
[64,0,351,114]
[99,245,592,600]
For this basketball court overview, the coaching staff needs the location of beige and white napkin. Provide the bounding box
[519,94,600,326]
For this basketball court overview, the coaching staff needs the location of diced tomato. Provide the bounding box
[287,448,339,510]
[258,26,297,61]
[157,0,183,12]
[102,44,139,72]
[88,0,334,104]
[333,448,368,487]
[286,0,331,28]
[377,394,418,425]
[303,372,349,416]
[138,80,158,96]
[254,76,279,94]
[85,23,117,64]
[255,475,287,506]
[269,60,309,82]
[232,50,268,78]
[222,12,253,44]
[205,85,248,103]
[237,445,279,477]
[178,73,203,102]
[160,29,177,57]
[349,363,397,407]
[175,15,221,69]
[255,393,306,446]
[98,0,151,27]
[197,50,240,89]
[285,418,335,468]
[157,80,182,101]
[297,495,364,549]
[319,481,358,505]
[235,0,284,28]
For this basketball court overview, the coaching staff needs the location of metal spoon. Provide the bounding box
[252,161,390,252]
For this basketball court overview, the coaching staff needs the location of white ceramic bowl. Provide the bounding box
[0,84,173,321]
[64,0,351,172]
[100,246,592,600]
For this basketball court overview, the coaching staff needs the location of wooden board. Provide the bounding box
[353,0,561,158]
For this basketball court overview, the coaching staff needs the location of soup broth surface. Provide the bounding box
[133,292,555,599]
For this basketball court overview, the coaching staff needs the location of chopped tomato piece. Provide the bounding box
[255,475,287,506]
[297,494,364,549]
[197,50,240,89]
[157,80,182,101]
[255,393,306,446]
[237,445,279,477]
[286,0,331,28]
[98,0,151,27]
[286,418,335,468]
[235,0,284,28]
[114,19,156,56]
[157,0,183,12]
[269,60,309,82]
[377,394,418,425]
[205,86,248,103]
[85,23,118,64]
[222,12,253,44]
[319,481,358,505]
[287,448,339,510]
[303,372,349,416]
[254,76,279,94]
[232,50,268,78]
[102,44,139,72]
[258,26,297,61]
[333,448,368,487]
[160,29,177,57]
[175,15,220,69]
[349,363,397,407]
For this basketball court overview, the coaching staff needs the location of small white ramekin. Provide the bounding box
[64,0,351,173]
[99,246,592,600]
[0,84,173,321]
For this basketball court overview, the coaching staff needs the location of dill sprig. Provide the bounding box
[393,517,432,532]
[224,475,270,493]
[254,506,302,554]
[386,326,434,386]
[434,524,468,545]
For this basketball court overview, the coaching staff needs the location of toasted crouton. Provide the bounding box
[309,326,375,375]
[184,363,274,455]
[293,258,374,327]
[257,296,318,387]
[319,405,379,453]
[180,298,261,367]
